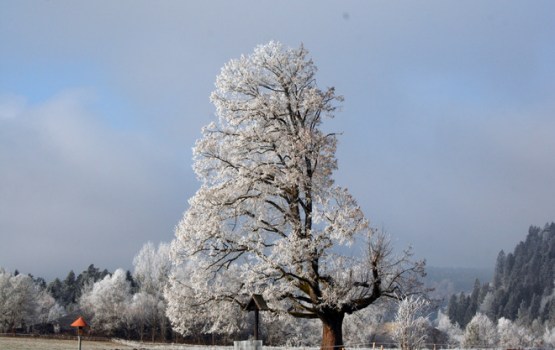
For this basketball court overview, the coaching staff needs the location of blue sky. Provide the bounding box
[1,1,554,280]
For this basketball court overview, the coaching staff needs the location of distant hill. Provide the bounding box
[425,266,493,296]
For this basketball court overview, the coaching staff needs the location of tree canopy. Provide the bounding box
[167,42,424,348]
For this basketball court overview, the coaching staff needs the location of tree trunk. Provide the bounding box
[321,311,345,350]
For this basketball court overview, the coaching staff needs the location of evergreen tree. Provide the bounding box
[47,278,63,303]
[33,276,47,290]
[465,279,481,322]
[448,223,555,326]
[493,250,505,289]
[62,270,77,306]
[452,292,470,327]
[447,294,459,325]
[530,294,541,320]
[125,270,139,294]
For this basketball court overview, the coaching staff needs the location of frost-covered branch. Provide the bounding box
[166,42,425,349]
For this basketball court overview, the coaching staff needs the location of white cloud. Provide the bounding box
[0,95,26,120]
[0,90,189,278]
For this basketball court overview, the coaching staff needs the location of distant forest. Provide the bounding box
[0,243,169,341]
[44,265,128,309]
[447,223,555,328]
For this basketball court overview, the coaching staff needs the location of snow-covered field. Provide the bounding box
[0,337,397,350]
[0,337,384,350]
[0,337,312,350]
[116,340,387,350]
[115,340,320,350]
[0,336,133,350]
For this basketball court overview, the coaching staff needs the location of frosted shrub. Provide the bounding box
[393,296,430,350]
[436,310,463,347]
[463,313,498,348]
[544,326,555,348]
[497,317,533,348]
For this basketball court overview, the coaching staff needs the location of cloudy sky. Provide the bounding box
[1,1,554,280]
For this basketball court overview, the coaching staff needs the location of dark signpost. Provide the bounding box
[244,294,269,341]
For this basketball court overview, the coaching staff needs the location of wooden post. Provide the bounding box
[70,316,87,350]
[244,294,268,342]
[254,308,259,340]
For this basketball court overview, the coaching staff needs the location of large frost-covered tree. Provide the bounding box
[168,42,424,348]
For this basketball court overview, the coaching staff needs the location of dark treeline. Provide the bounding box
[1,264,115,334]
[45,264,113,310]
[447,278,489,328]
[448,223,555,328]
[14,264,115,312]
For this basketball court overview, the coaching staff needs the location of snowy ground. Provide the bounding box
[0,337,332,350]
[0,337,399,350]
[0,336,133,350]
[115,339,387,350]
[115,340,319,350]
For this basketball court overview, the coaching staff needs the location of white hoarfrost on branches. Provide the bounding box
[79,269,132,335]
[0,269,37,332]
[497,317,533,348]
[132,242,172,341]
[545,326,555,348]
[463,313,498,348]
[133,242,171,296]
[392,296,430,350]
[436,310,463,346]
[167,42,425,348]
[0,268,60,332]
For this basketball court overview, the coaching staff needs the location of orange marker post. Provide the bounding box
[70,316,88,350]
